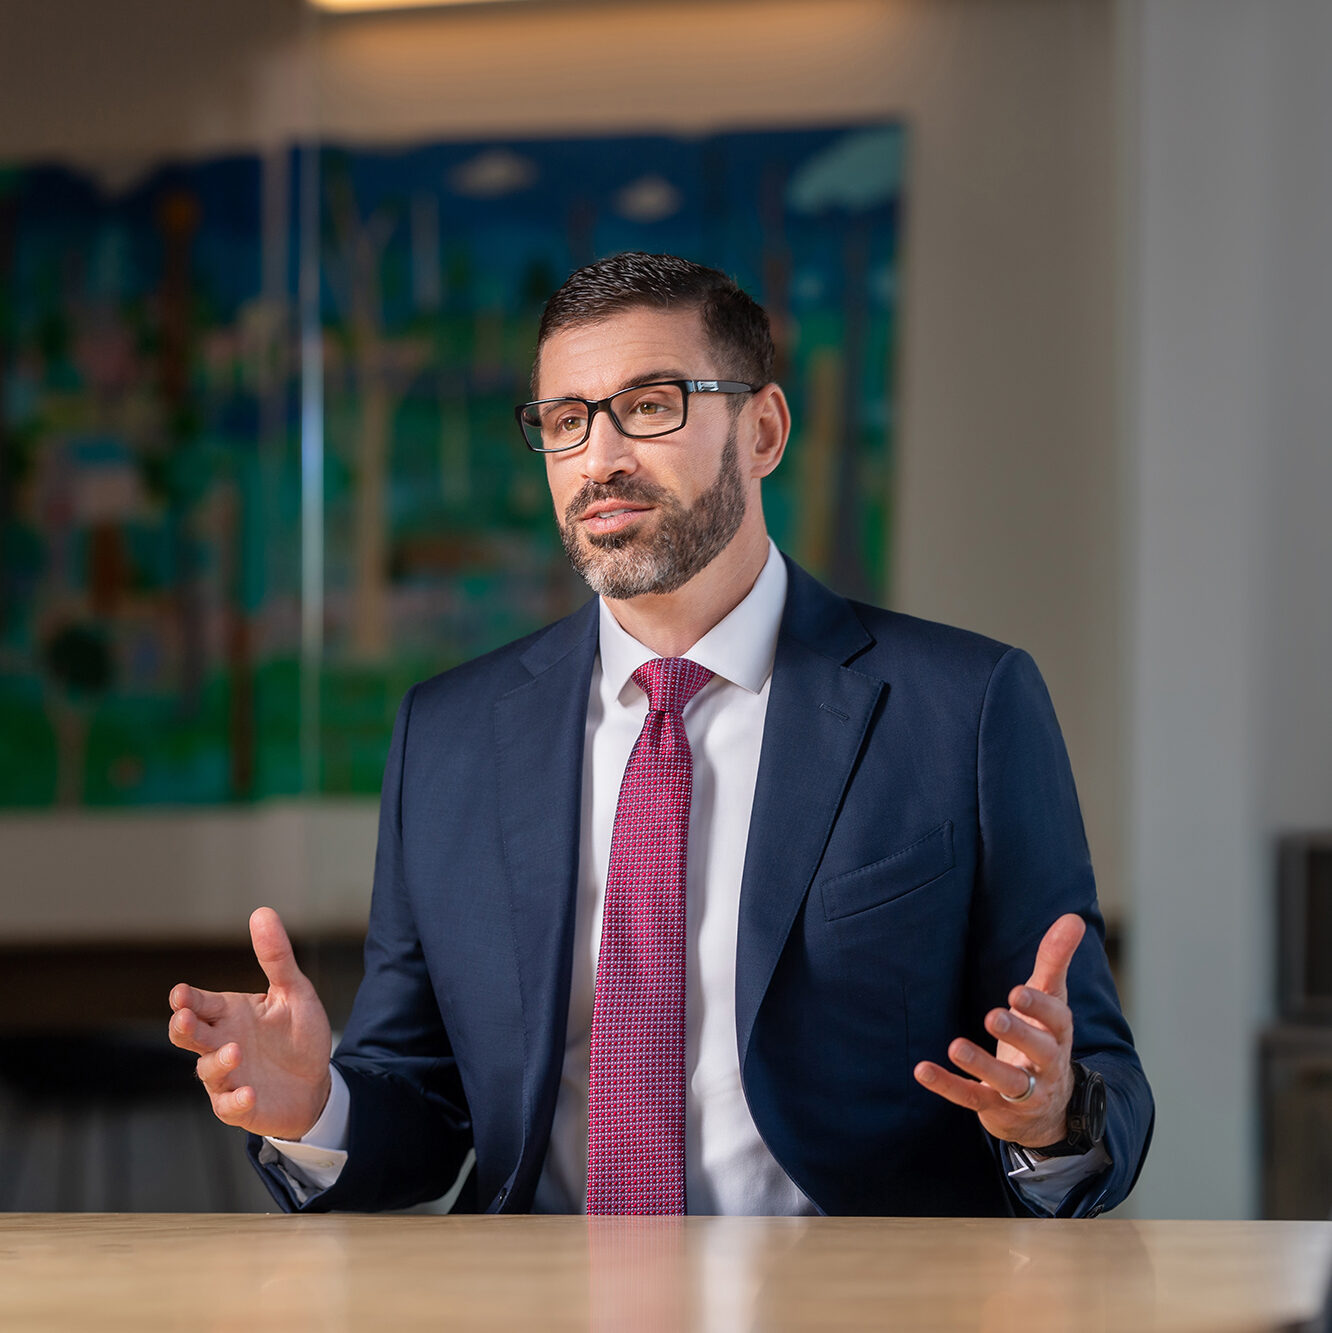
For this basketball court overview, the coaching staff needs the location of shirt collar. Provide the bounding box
[597,539,788,703]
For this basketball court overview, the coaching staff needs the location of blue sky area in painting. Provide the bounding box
[312,124,905,324]
[10,157,262,323]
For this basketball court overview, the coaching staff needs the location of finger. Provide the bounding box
[169,983,228,1022]
[914,1061,1005,1114]
[1008,986,1074,1042]
[1026,913,1086,999]
[168,1008,219,1057]
[946,1040,1038,1101]
[983,1010,1059,1069]
[209,1084,258,1129]
[194,1043,242,1091]
[250,906,304,992]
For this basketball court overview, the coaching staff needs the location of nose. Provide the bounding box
[579,408,637,484]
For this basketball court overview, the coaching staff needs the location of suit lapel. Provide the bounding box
[493,600,598,1165]
[735,561,885,1066]
[487,565,884,1172]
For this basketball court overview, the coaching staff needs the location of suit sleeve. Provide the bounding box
[248,683,475,1212]
[970,648,1154,1218]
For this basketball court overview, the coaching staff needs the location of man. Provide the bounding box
[169,252,1152,1218]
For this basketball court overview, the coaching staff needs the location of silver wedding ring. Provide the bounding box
[1000,1069,1037,1104]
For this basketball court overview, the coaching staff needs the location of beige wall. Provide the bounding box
[0,0,1126,918]
[1123,0,1332,1220]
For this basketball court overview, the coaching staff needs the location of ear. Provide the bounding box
[744,383,790,481]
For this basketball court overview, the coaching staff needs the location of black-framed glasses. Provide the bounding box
[514,379,760,453]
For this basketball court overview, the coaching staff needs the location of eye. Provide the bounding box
[621,388,681,419]
[610,384,684,433]
[538,402,588,437]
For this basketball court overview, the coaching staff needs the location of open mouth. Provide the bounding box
[579,504,652,535]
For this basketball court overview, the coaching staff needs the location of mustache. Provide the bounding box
[562,477,673,527]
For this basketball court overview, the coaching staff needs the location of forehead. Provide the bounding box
[535,305,716,399]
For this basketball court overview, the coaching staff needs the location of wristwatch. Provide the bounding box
[1024,1061,1107,1158]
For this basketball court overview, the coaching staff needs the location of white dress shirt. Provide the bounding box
[267,540,1105,1214]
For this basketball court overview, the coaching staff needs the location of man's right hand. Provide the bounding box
[168,906,333,1141]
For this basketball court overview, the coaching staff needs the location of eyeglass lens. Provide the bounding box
[520,382,686,451]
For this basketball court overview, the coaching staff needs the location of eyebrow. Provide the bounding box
[546,369,690,401]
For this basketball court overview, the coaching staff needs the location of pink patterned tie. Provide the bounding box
[586,656,713,1215]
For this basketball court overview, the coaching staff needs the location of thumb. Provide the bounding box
[250,906,304,992]
[1026,912,1087,999]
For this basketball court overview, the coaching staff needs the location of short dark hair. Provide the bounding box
[533,251,775,394]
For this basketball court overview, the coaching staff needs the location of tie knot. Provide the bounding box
[633,657,713,716]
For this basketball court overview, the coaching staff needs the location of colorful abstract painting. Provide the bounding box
[0,124,905,807]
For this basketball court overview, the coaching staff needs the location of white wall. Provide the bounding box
[1123,0,1332,1218]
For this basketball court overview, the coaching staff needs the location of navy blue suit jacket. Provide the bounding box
[252,557,1153,1217]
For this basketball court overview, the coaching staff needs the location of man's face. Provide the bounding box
[538,306,750,600]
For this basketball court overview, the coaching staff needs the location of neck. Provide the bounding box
[602,521,771,658]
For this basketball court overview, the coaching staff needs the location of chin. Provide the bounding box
[575,544,678,600]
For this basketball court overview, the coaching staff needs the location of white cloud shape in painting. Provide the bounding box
[788,126,905,214]
[613,175,683,224]
[449,148,538,199]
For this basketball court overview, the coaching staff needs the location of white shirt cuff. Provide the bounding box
[1003,1139,1112,1215]
[260,1066,351,1198]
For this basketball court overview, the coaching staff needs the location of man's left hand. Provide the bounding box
[912,913,1086,1147]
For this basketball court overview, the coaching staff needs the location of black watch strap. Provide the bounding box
[1025,1061,1107,1158]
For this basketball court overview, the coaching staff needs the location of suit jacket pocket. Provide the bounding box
[819,820,955,921]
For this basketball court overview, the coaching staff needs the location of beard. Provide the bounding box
[558,427,747,599]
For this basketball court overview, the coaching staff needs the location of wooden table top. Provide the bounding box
[1,1214,1328,1332]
